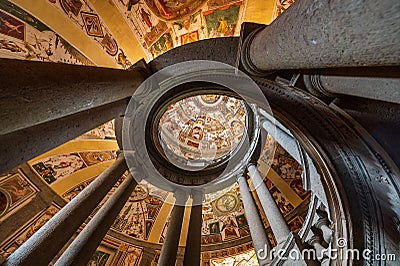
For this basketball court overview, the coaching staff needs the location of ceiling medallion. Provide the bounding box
[212,192,239,215]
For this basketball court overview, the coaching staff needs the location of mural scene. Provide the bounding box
[0,172,38,219]
[113,0,245,59]
[0,1,93,65]
[31,150,117,184]
[63,174,168,241]
[47,0,133,68]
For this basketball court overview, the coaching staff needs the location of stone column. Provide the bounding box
[3,153,128,266]
[158,191,189,266]
[0,58,148,175]
[183,190,203,266]
[241,0,399,73]
[0,100,128,175]
[237,174,271,265]
[303,74,400,104]
[54,173,138,266]
[247,163,290,245]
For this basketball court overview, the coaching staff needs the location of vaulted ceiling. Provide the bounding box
[0,0,294,68]
[0,0,304,264]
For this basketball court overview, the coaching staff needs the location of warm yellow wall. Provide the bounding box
[52,160,114,195]
[10,0,119,68]
[28,140,118,162]
[244,0,276,25]
[88,0,147,63]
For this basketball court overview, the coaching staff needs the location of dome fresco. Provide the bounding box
[158,94,246,161]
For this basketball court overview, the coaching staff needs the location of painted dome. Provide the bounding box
[158,94,246,162]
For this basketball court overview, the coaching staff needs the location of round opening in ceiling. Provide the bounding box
[158,94,247,166]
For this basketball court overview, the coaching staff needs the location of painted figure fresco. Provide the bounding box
[271,144,303,179]
[159,95,246,161]
[112,0,244,59]
[144,0,207,21]
[48,0,132,67]
[290,179,309,199]
[288,216,303,233]
[201,185,250,243]
[32,151,116,184]
[0,1,93,65]
[149,31,174,57]
[62,178,94,201]
[270,186,294,215]
[110,184,165,240]
[203,2,241,38]
[0,10,24,41]
[0,173,37,219]
[180,30,199,45]
[32,153,85,184]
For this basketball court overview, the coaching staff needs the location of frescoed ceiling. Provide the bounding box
[159,95,246,161]
[0,0,294,68]
[2,119,309,263]
[0,0,300,264]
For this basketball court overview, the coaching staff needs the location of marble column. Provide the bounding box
[54,173,138,266]
[3,153,128,266]
[248,163,290,245]
[237,174,271,265]
[183,190,203,266]
[158,191,189,266]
